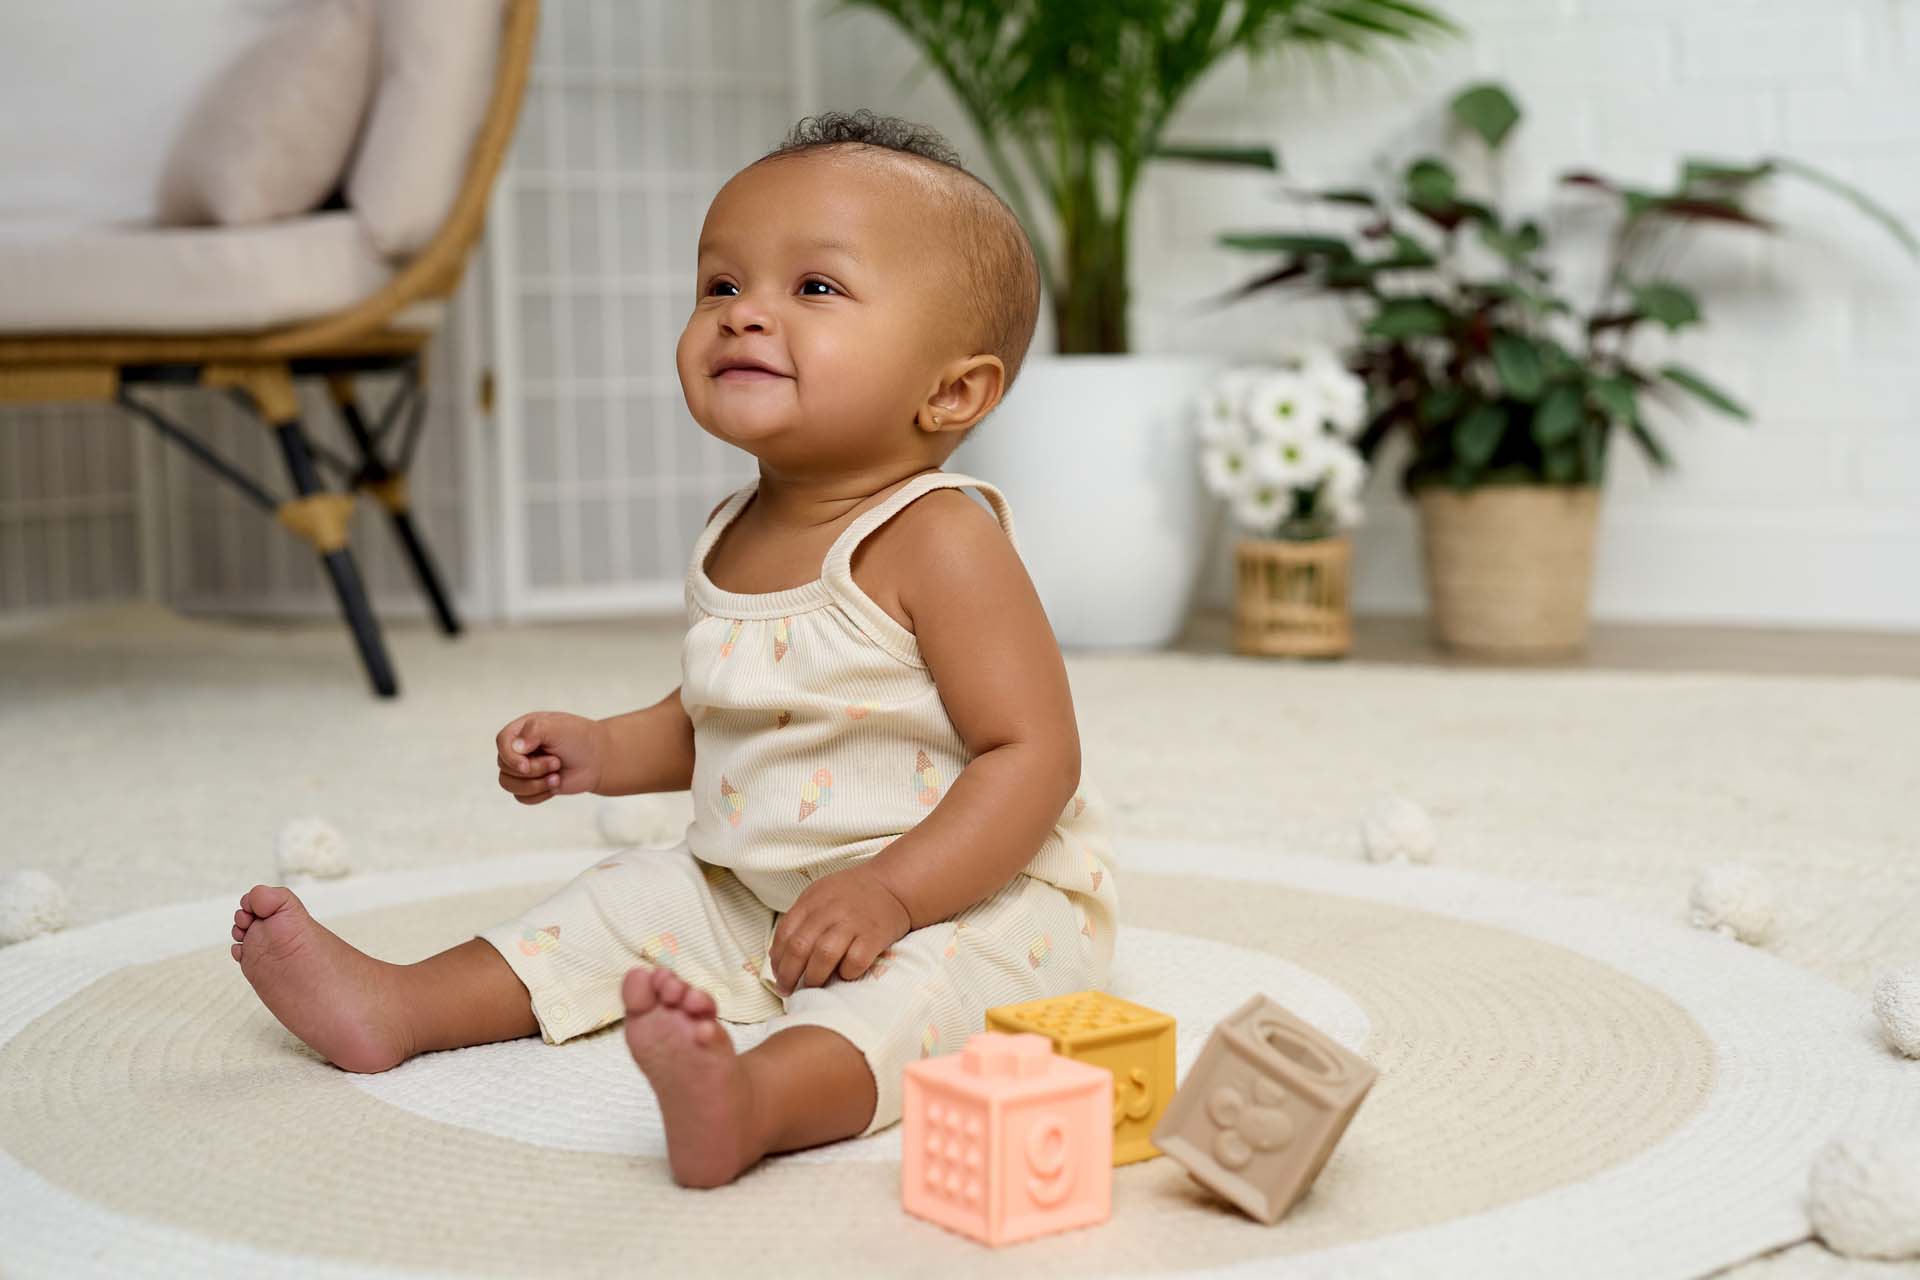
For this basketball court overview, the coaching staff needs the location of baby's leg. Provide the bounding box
[231,884,537,1073]
[621,966,875,1188]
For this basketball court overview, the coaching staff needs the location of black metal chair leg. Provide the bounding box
[272,416,400,698]
[318,546,399,697]
[329,372,463,638]
[386,506,462,636]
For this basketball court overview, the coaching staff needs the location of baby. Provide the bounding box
[227,111,1118,1189]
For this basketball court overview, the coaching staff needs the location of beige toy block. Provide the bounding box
[986,990,1176,1164]
[1151,994,1376,1224]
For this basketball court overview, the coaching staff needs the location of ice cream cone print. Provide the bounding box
[719,619,742,658]
[1086,849,1104,890]
[773,616,791,662]
[943,922,967,958]
[1076,904,1093,942]
[518,924,562,957]
[920,1023,940,1057]
[595,861,621,872]
[1027,933,1052,969]
[775,710,792,729]
[640,933,679,970]
[845,702,871,720]
[1073,794,1088,819]
[798,766,832,820]
[719,775,746,827]
[866,948,896,979]
[914,749,944,806]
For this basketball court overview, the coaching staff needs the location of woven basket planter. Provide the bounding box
[1416,485,1600,657]
[1233,536,1353,658]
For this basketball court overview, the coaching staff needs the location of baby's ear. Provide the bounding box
[916,354,1005,435]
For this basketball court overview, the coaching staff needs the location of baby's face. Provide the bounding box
[676,152,965,472]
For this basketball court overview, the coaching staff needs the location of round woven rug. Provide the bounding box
[1,840,1910,1278]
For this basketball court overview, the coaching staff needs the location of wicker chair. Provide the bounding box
[0,0,538,697]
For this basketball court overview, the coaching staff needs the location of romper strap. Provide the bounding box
[683,482,758,619]
[818,471,1019,663]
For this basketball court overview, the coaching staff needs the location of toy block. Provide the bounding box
[901,1032,1113,1246]
[986,989,1176,1165]
[1151,994,1375,1224]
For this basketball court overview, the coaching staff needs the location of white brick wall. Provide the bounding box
[812,0,1920,628]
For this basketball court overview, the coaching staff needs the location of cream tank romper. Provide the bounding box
[477,470,1121,1134]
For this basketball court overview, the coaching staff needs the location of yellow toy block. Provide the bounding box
[986,990,1176,1165]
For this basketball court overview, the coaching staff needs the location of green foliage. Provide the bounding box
[1194,80,1917,490]
[1450,83,1520,148]
[834,0,1456,354]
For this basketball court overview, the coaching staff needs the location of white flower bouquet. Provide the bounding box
[1195,346,1370,541]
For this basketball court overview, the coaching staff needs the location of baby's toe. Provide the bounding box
[231,924,246,943]
[621,966,658,1014]
[242,885,294,919]
[655,970,689,1007]
[681,984,716,1019]
[230,943,243,962]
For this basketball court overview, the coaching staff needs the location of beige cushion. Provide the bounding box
[0,213,392,333]
[157,0,377,227]
[347,0,505,258]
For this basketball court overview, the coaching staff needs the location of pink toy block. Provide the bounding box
[901,1031,1113,1246]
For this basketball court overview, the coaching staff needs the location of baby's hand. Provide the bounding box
[495,711,610,805]
[768,866,912,995]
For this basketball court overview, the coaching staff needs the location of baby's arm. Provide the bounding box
[593,688,697,796]
[866,491,1081,927]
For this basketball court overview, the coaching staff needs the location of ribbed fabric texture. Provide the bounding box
[680,469,1119,952]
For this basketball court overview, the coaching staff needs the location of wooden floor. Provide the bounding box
[1174,610,1920,678]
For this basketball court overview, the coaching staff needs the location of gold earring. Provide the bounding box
[931,414,942,426]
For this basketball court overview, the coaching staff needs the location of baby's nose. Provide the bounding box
[719,297,773,335]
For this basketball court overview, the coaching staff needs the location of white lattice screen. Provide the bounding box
[488,0,809,619]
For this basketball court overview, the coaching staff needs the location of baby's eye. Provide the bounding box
[800,278,838,297]
[705,280,739,298]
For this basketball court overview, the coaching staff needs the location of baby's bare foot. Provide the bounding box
[230,885,414,1074]
[622,966,763,1187]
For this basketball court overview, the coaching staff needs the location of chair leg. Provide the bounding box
[328,373,463,637]
[208,362,400,699]
[270,414,399,698]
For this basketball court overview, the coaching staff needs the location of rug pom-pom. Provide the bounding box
[275,817,350,880]
[596,794,691,848]
[1361,796,1436,864]
[0,869,68,945]
[1872,964,1920,1058]
[1687,863,1773,944]
[1809,1132,1920,1260]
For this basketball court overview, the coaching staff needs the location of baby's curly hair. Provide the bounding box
[761,110,1043,390]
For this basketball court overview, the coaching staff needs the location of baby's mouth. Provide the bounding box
[715,367,789,383]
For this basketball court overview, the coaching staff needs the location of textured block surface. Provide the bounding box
[986,989,1176,1164]
[1152,994,1376,1225]
[901,1031,1113,1246]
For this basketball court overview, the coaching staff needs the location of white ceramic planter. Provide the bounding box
[953,354,1221,649]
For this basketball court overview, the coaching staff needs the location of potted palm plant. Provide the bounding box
[834,0,1454,647]
[1206,82,1917,655]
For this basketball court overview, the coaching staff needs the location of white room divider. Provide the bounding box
[487,0,810,620]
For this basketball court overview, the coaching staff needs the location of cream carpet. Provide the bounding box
[2,603,1917,1277]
